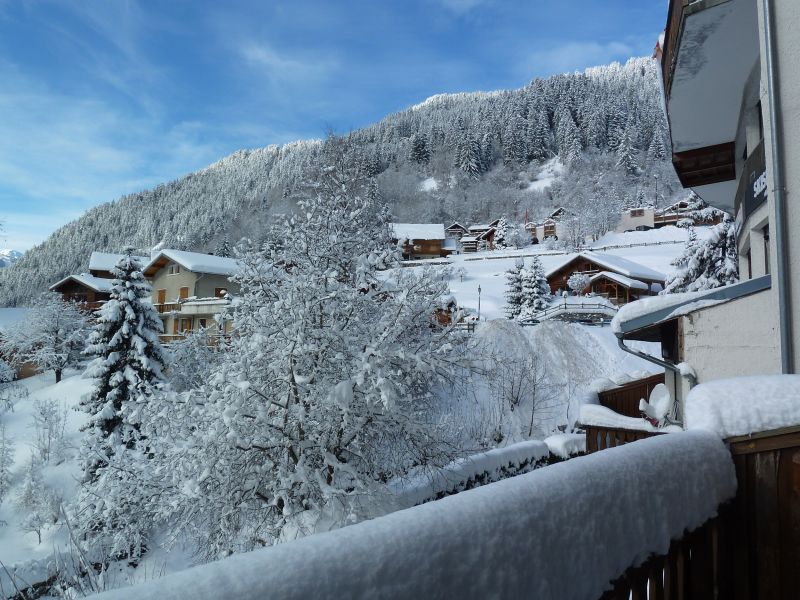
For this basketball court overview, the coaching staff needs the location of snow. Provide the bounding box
[146,249,241,276]
[89,251,149,272]
[419,177,438,192]
[639,383,673,422]
[526,157,564,192]
[580,404,681,433]
[685,375,800,439]
[590,270,649,291]
[592,225,709,248]
[93,431,736,600]
[389,440,551,507]
[544,433,586,459]
[390,223,446,241]
[0,308,30,333]
[48,272,115,293]
[0,372,93,588]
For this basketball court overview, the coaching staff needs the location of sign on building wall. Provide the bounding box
[734,140,767,235]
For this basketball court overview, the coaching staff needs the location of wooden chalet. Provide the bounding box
[546,251,665,300]
[49,273,114,312]
[460,228,495,253]
[445,222,469,239]
[391,223,447,260]
[654,200,723,228]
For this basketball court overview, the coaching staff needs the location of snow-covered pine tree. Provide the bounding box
[409,133,430,165]
[73,249,167,559]
[616,125,639,175]
[663,216,738,293]
[493,217,510,249]
[139,135,468,558]
[16,458,56,544]
[505,258,525,319]
[520,256,552,319]
[215,236,233,257]
[0,292,88,383]
[647,130,667,163]
[79,249,166,475]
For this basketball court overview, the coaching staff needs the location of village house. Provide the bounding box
[444,222,468,239]
[546,251,665,303]
[49,251,149,311]
[526,207,568,242]
[615,206,655,232]
[143,249,240,343]
[390,223,450,259]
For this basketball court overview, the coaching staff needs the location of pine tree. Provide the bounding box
[663,216,739,293]
[520,256,552,318]
[480,132,495,172]
[616,125,639,175]
[409,133,430,165]
[494,217,511,249]
[505,258,525,319]
[79,249,166,476]
[647,130,667,163]
[215,236,233,257]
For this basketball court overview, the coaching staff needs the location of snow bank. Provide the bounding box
[419,177,438,192]
[544,433,586,459]
[579,404,681,433]
[685,375,800,438]
[94,431,736,600]
[390,440,550,506]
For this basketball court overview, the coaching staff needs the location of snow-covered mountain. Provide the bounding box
[0,249,22,269]
[0,57,682,306]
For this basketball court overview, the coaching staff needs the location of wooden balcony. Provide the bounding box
[597,373,665,418]
[154,302,182,314]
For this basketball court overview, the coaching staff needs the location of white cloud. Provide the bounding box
[239,40,338,82]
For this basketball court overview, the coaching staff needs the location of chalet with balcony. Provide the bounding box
[444,222,469,239]
[143,249,241,343]
[545,251,665,301]
[527,207,569,242]
[50,251,149,312]
[391,223,448,259]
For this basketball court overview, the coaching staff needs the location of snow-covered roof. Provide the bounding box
[49,273,115,293]
[686,375,800,439]
[612,275,771,336]
[459,236,478,242]
[547,251,665,283]
[144,249,241,277]
[89,251,149,272]
[391,223,445,241]
[445,222,467,231]
[0,308,30,333]
[590,271,649,291]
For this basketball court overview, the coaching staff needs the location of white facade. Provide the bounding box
[615,207,655,233]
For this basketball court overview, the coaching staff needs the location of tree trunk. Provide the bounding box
[55,368,62,383]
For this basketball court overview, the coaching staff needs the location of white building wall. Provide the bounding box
[615,208,655,233]
[670,289,781,414]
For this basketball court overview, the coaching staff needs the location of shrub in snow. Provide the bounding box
[0,425,13,504]
[663,215,738,294]
[493,217,510,248]
[0,359,13,385]
[30,397,68,465]
[0,292,88,383]
[16,458,59,544]
[134,136,470,559]
[567,272,590,295]
[166,329,221,392]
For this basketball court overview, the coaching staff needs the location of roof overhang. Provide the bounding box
[143,253,171,277]
[662,0,759,212]
[617,275,771,341]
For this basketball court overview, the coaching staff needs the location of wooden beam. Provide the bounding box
[672,142,736,188]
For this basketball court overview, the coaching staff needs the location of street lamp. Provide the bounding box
[653,173,660,206]
[478,284,482,321]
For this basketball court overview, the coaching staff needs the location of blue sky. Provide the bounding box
[0,0,667,251]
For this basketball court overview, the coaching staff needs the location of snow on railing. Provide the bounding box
[390,440,552,507]
[94,431,736,600]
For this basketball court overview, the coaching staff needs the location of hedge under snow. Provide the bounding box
[685,375,800,438]
[95,430,736,600]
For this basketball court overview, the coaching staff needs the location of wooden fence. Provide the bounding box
[588,424,800,599]
[584,425,663,453]
[597,373,666,418]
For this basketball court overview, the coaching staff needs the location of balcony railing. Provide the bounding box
[154,302,182,314]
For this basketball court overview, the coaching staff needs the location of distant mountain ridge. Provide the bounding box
[0,249,22,269]
[0,57,683,306]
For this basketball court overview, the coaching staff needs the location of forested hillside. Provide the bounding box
[0,57,683,306]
